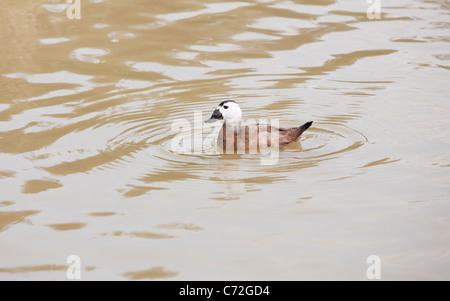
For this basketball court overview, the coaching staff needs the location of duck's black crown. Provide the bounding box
[218,100,236,107]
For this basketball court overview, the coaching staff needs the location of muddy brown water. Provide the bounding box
[0,0,449,280]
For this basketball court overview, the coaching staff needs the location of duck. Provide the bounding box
[204,100,312,152]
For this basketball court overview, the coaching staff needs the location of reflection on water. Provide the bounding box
[0,209,39,232]
[123,267,179,280]
[47,223,86,231]
[23,179,62,194]
[0,0,449,280]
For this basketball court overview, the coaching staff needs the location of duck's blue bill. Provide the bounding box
[204,109,223,123]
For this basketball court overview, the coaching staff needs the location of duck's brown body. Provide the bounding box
[217,121,312,152]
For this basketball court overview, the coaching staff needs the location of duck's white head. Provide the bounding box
[205,100,242,124]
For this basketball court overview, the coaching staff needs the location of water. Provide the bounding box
[0,0,449,280]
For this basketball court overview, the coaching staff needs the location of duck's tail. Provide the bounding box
[279,121,313,145]
[299,121,313,136]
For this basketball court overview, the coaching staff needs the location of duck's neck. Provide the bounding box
[223,119,242,133]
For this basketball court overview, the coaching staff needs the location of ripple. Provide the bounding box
[69,48,111,64]
[123,267,178,280]
[3,71,94,85]
[100,230,175,239]
[156,2,251,22]
[0,170,16,179]
[93,23,109,29]
[14,87,370,193]
[156,223,204,231]
[299,123,367,160]
[41,4,69,13]
[22,179,62,194]
[232,32,281,41]
[130,232,175,239]
[249,17,316,35]
[47,223,86,231]
[2,0,449,281]
[190,43,241,52]
[88,212,117,217]
[0,264,96,274]
[126,61,208,81]
[121,185,167,198]
[161,119,367,170]
[39,37,70,45]
[0,210,39,232]
[387,248,449,266]
[107,31,136,43]
[0,104,9,113]
[115,79,154,90]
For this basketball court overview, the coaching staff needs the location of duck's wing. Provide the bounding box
[248,121,312,146]
[251,123,295,145]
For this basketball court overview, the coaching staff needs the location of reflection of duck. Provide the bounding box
[205,100,312,151]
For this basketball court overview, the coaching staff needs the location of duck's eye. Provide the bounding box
[223,105,229,109]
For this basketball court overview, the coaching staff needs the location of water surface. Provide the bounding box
[0,0,449,280]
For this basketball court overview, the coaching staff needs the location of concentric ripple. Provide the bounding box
[1,0,449,281]
[16,87,369,185]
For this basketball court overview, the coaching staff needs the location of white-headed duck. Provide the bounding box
[205,100,312,152]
